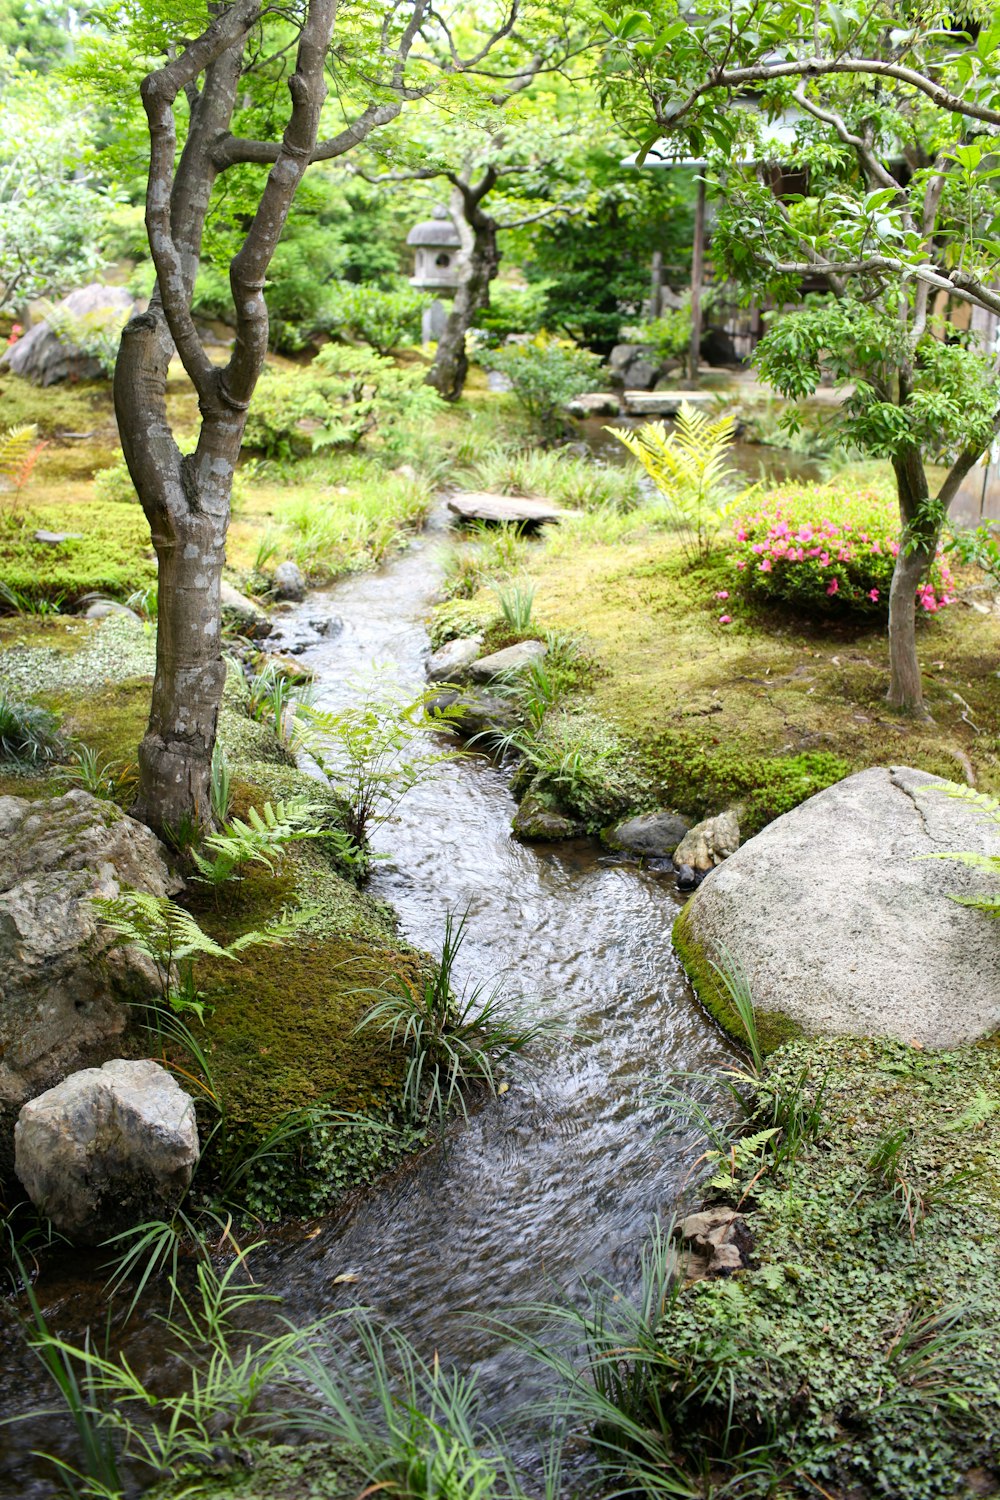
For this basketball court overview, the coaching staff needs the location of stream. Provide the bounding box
[0,510,738,1496]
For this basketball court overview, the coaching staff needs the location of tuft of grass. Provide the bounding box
[0,686,62,762]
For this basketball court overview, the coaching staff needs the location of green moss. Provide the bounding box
[42,675,151,765]
[0,374,116,436]
[658,1035,1000,1495]
[0,502,157,603]
[672,901,803,1054]
[147,1445,355,1500]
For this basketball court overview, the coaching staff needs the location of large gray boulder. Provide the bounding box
[2,285,136,386]
[674,766,1000,1049]
[15,1060,198,1242]
[0,791,181,1169]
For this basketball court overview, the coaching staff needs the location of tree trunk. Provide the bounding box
[886,446,934,716]
[427,194,499,402]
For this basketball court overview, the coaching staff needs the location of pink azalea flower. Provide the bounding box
[715,590,729,600]
[826,578,839,595]
[869,588,879,602]
[719,614,732,625]
[760,558,772,573]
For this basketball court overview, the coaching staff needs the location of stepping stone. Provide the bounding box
[447,492,566,527]
[34,530,83,545]
[621,390,721,418]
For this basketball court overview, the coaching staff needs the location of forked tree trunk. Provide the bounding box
[427,180,499,403]
[886,445,934,717]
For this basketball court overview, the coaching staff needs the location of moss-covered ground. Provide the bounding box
[657,1035,1000,1497]
[0,613,428,1216]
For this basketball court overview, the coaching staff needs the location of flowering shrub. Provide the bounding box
[730,481,954,617]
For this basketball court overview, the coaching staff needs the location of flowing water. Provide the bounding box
[0,512,738,1495]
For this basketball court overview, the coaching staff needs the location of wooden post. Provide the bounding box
[649,250,663,319]
[689,176,706,383]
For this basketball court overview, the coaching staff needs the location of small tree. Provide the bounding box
[106,0,521,832]
[601,0,1000,714]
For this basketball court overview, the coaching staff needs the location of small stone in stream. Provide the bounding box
[254,652,315,684]
[15,1059,199,1243]
[467,639,547,683]
[673,808,741,874]
[448,492,565,527]
[512,792,583,842]
[220,581,272,640]
[675,863,701,891]
[271,560,306,602]
[83,600,141,622]
[427,688,516,741]
[606,810,691,860]
[34,530,83,545]
[426,635,483,683]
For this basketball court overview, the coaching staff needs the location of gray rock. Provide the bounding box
[2,285,136,386]
[622,358,661,391]
[467,639,547,683]
[265,613,344,655]
[426,689,516,742]
[675,766,1000,1048]
[83,600,141,622]
[677,1207,751,1278]
[426,635,484,684]
[34,529,84,545]
[606,810,691,860]
[512,792,583,842]
[220,581,271,640]
[566,392,621,418]
[673,808,740,873]
[448,492,565,527]
[0,791,181,1172]
[272,560,306,602]
[15,1060,198,1243]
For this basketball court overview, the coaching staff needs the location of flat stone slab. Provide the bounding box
[34,530,83,545]
[675,766,1000,1049]
[622,390,720,418]
[447,492,566,526]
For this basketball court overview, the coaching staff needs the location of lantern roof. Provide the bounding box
[406,204,461,248]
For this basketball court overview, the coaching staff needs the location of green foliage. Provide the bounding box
[243,345,438,459]
[462,442,645,513]
[0,684,60,761]
[619,306,690,363]
[92,888,313,1019]
[608,403,739,563]
[755,301,1000,467]
[731,480,956,618]
[510,711,648,829]
[324,280,431,354]
[919,782,1000,917]
[492,580,535,632]
[473,280,552,345]
[189,797,335,887]
[210,744,232,824]
[65,743,137,803]
[356,908,565,1128]
[298,673,461,853]
[480,335,602,438]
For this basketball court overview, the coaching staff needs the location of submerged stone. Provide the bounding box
[606,810,691,860]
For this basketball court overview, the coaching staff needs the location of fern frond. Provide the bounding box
[0,424,40,482]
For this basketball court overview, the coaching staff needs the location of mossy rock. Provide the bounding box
[672,900,803,1054]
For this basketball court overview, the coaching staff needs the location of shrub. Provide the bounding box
[619,306,690,363]
[321,281,431,354]
[473,280,552,345]
[480,334,602,437]
[731,481,955,618]
[608,402,739,563]
[243,346,438,459]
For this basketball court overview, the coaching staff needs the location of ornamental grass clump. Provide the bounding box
[731,481,955,618]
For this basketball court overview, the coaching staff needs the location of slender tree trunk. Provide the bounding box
[427,185,499,402]
[886,445,934,716]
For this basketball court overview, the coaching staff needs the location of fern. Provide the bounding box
[918,780,1000,916]
[190,797,327,885]
[606,402,738,563]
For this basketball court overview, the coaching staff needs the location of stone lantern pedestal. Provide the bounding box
[406,205,462,343]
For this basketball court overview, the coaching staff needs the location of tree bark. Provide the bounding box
[427,176,499,402]
[886,445,933,716]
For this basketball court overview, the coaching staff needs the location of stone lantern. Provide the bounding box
[406,205,462,342]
